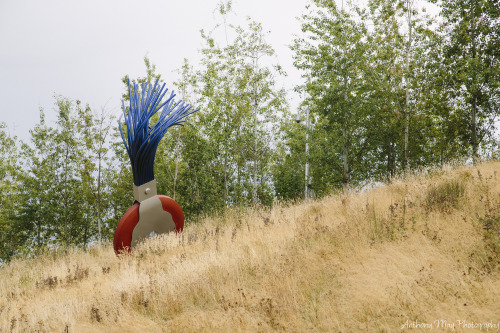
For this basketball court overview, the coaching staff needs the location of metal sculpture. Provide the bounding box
[113,79,198,255]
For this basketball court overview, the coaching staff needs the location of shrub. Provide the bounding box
[425,179,465,211]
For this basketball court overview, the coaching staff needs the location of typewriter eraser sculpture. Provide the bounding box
[113,79,198,255]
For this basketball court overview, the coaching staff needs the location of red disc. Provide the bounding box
[113,202,140,254]
[113,196,184,255]
[157,195,184,233]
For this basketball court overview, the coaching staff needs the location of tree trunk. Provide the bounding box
[252,98,258,205]
[97,149,102,244]
[472,95,478,163]
[404,0,413,174]
[471,23,478,164]
[252,53,259,205]
[387,140,395,182]
[342,74,349,187]
[173,134,181,201]
[64,142,69,247]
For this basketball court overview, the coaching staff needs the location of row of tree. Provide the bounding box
[0,0,498,262]
[281,0,500,198]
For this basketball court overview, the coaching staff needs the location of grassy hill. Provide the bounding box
[1,162,500,332]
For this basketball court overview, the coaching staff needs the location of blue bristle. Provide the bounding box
[119,78,199,186]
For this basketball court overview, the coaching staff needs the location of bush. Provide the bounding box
[425,180,465,211]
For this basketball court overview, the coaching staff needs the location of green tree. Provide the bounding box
[192,5,287,207]
[410,6,469,166]
[367,0,438,177]
[90,107,114,243]
[273,115,308,201]
[438,0,500,162]
[18,110,59,252]
[18,97,107,250]
[0,123,22,262]
[366,0,408,179]
[292,0,378,187]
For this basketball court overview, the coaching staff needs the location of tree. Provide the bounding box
[18,109,59,252]
[292,0,379,187]
[409,4,469,166]
[18,97,107,250]
[366,0,409,179]
[192,4,286,206]
[438,0,500,162]
[91,107,114,243]
[0,123,21,262]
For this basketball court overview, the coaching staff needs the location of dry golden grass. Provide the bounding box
[1,161,500,332]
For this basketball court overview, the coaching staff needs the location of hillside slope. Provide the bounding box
[1,162,500,332]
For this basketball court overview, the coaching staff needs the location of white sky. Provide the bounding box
[0,0,317,141]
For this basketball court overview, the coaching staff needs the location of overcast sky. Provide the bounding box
[0,0,325,141]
